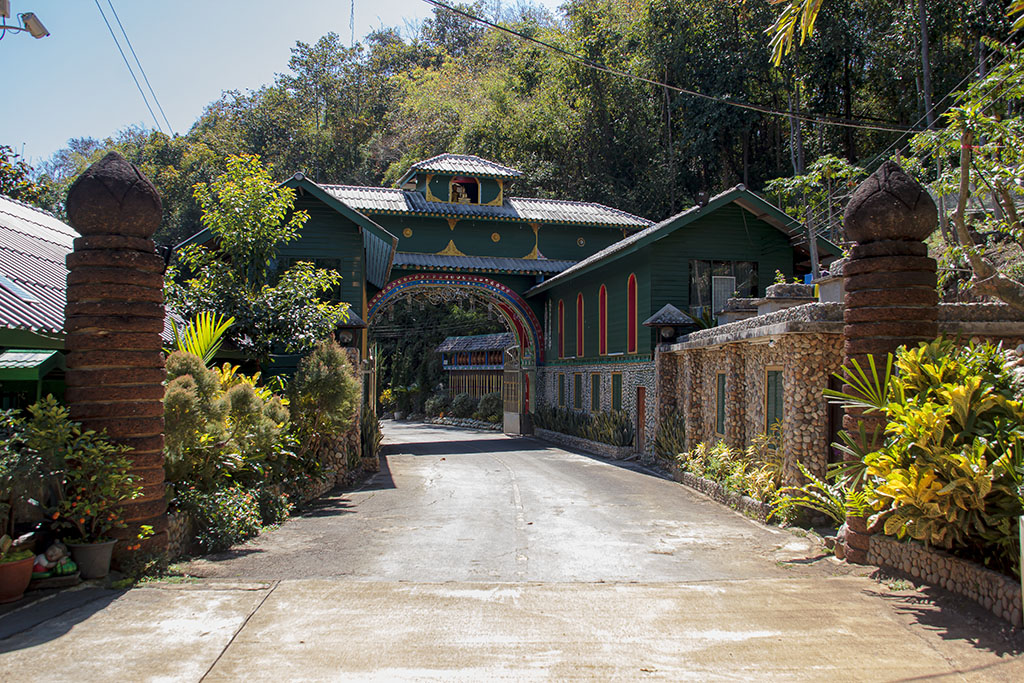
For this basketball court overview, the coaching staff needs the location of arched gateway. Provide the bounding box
[368,273,545,432]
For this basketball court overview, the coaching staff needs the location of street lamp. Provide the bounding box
[0,1,49,40]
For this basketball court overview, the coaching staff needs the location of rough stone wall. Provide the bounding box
[536,360,657,460]
[666,332,843,483]
[868,535,1022,628]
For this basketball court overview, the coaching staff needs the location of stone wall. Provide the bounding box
[536,359,657,460]
[660,304,845,483]
[534,428,635,460]
[868,534,1023,628]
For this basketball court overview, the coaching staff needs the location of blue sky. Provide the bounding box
[1,0,563,166]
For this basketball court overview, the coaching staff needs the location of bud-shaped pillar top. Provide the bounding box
[66,152,162,239]
[843,160,937,243]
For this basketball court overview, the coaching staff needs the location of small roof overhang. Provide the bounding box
[0,349,65,381]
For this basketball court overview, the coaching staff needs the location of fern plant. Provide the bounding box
[170,311,235,365]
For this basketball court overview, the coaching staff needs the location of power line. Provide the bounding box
[423,0,914,134]
[94,0,163,134]
[105,0,174,135]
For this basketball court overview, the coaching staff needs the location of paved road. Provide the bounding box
[1,421,1022,681]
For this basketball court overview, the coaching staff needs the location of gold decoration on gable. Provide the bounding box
[446,218,458,231]
[424,174,443,203]
[436,240,468,257]
[491,232,501,243]
[522,223,540,259]
[402,228,413,238]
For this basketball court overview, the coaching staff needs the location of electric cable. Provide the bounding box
[423,0,913,134]
[106,0,174,135]
[94,0,164,134]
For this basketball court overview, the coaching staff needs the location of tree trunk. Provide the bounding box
[918,0,935,128]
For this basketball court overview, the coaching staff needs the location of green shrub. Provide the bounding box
[425,393,451,417]
[175,485,262,553]
[829,338,1024,576]
[289,340,359,460]
[474,392,502,421]
[533,404,634,447]
[451,392,478,418]
[586,410,634,447]
[678,427,784,506]
[361,407,383,461]
[254,486,293,527]
[654,411,686,460]
[164,352,291,491]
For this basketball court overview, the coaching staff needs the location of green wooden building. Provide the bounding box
[180,154,837,440]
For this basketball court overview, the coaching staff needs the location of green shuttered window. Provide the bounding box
[591,373,600,412]
[573,373,583,410]
[611,373,622,411]
[558,374,565,407]
[716,373,726,435]
[766,369,783,428]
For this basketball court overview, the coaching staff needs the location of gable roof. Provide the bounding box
[0,194,76,336]
[320,183,652,229]
[436,332,515,353]
[526,185,841,296]
[177,175,400,290]
[398,154,522,186]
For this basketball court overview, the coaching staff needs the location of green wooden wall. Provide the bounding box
[277,195,365,310]
[539,204,797,363]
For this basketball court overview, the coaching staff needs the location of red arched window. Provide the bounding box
[627,274,638,354]
[598,285,607,355]
[576,293,584,358]
[557,299,564,359]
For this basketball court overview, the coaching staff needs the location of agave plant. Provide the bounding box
[170,312,235,365]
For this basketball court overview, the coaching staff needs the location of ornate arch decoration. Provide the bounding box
[367,273,544,365]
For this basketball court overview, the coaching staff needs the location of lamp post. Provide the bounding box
[0,1,49,40]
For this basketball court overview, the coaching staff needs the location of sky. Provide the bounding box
[0,0,565,167]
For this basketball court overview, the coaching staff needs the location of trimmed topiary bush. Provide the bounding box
[475,392,502,421]
[451,392,478,418]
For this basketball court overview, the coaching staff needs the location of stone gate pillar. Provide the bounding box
[840,161,938,563]
[64,152,168,555]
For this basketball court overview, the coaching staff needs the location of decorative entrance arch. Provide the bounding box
[366,273,543,431]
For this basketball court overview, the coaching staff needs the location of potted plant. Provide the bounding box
[25,398,143,579]
[0,408,57,603]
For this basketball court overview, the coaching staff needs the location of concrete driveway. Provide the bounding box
[1,421,1022,680]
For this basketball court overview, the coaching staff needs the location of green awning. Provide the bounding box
[0,349,65,381]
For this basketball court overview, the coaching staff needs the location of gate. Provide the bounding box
[503,345,529,435]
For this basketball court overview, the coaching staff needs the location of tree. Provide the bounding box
[166,154,349,362]
[0,145,47,205]
[910,41,1024,313]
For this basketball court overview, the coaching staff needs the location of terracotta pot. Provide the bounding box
[0,556,35,604]
[68,540,118,579]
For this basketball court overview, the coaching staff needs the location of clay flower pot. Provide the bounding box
[0,555,35,603]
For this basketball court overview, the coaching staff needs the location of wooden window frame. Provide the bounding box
[716,373,727,436]
[765,366,784,431]
[598,285,607,355]
[590,373,601,412]
[576,293,584,358]
[611,372,623,411]
[627,274,638,354]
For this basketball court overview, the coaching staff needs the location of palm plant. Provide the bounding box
[170,311,235,365]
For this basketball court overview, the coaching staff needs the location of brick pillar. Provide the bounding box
[64,152,168,556]
[840,161,937,563]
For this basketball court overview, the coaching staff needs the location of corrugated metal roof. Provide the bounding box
[0,349,61,370]
[393,252,575,274]
[0,195,76,336]
[436,332,515,353]
[320,184,652,229]
[643,304,695,327]
[408,154,522,180]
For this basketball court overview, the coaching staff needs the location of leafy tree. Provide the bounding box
[166,154,348,361]
[0,145,47,205]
